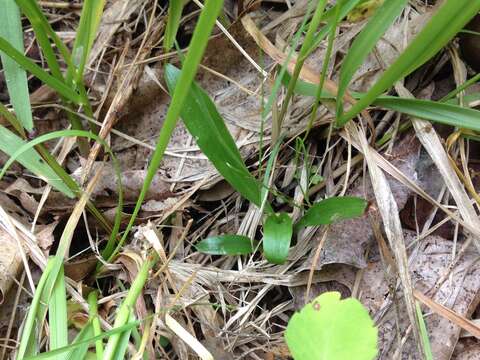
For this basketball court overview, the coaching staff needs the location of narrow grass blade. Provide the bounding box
[0,0,33,130]
[338,0,480,126]
[415,302,434,360]
[113,0,225,261]
[0,37,82,103]
[16,259,56,359]
[164,0,185,51]
[87,291,104,360]
[110,312,135,360]
[62,322,94,360]
[0,101,25,136]
[23,321,142,360]
[48,264,68,351]
[263,213,293,264]
[295,196,367,230]
[0,125,74,197]
[103,254,158,360]
[16,0,73,72]
[0,129,124,257]
[337,0,408,117]
[196,235,255,255]
[72,0,106,80]
[165,64,263,207]
[374,97,480,132]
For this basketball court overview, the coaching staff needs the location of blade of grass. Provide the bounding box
[0,101,25,136]
[0,129,124,260]
[48,264,68,351]
[103,254,158,360]
[16,0,73,72]
[0,0,33,130]
[110,311,135,360]
[70,0,106,82]
[0,125,74,197]
[336,0,408,117]
[338,0,480,126]
[16,258,56,359]
[23,321,143,360]
[87,291,104,360]
[415,301,434,360]
[0,37,82,103]
[108,0,225,261]
[164,0,185,51]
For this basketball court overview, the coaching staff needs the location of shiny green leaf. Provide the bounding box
[196,235,255,256]
[263,213,293,264]
[296,197,367,230]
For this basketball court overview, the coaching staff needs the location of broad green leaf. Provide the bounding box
[164,0,185,51]
[0,126,74,197]
[296,196,367,230]
[165,64,263,207]
[0,37,82,104]
[48,265,68,351]
[263,213,293,264]
[196,235,255,255]
[337,0,408,117]
[0,0,33,130]
[285,292,378,360]
[338,0,480,126]
[117,0,225,259]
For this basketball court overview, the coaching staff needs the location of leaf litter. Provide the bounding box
[1,1,480,359]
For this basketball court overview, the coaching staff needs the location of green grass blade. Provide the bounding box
[415,302,434,360]
[338,0,480,126]
[110,0,225,261]
[87,292,104,360]
[72,0,106,81]
[16,0,73,71]
[0,37,82,103]
[48,265,68,351]
[0,101,25,136]
[374,97,480,132]
[164,0,185,51]
[0,129,124,258]
[263,213,293,264]
[110,312,135,360]
[63,322,94,360]
[164,64,264,207]
[17,259,56,359]
[22,321,142,360]
[295,197,367,230]
[337,0,408,117]
[0,125,74,197]
[196,235,255,255]
[0,0,33,130]
[103,254,157,360]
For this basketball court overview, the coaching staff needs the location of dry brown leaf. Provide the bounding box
[0,228,23,304]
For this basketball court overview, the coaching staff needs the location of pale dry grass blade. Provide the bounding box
[347,122,423,356]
